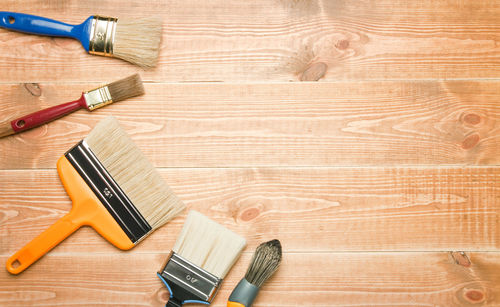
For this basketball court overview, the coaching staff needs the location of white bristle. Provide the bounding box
[173,211,246,278]
[85,116,185,231]
[113,17,162,68]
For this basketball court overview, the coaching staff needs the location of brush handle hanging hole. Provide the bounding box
[15,120,25,128]
[11,259,21,269]
[8,16,15,24]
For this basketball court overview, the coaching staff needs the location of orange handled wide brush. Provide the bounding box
[6,116,185,274]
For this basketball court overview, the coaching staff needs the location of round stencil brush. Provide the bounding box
[228,239,282,307]
[0,12,161,67]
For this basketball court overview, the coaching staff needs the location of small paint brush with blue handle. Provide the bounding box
[0,12,161,67]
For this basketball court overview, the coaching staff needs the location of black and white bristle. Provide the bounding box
[244,239,282,288]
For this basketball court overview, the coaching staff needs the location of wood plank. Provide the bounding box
[0,252,499,306]
[0,0,499,82]
[1,1,499,306]
[0,81,499,168]
[1,167,498,254]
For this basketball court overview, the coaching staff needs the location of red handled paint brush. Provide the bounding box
[0,74,144,138]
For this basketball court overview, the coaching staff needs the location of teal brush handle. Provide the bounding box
[0,12,93,51]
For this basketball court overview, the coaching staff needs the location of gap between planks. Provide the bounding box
[2,79,500,85]
[1,165,499,171]
[2,251,500,257]
[1,252,499,306]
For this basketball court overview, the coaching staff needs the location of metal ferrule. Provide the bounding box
[88,15,117,57]
[65,140,152,243]
[83,86,113,110]
[159,252,222,305]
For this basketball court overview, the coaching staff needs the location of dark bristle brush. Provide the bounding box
[227,239,282,307]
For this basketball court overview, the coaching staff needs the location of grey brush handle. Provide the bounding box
[228,278,260,307]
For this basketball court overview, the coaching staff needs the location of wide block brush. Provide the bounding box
[6,116,185,274]
[0,74,144,138]
[158,210,246,307]
[0,12,161,67]
[228,240,282,307]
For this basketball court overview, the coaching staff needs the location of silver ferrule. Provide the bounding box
[89,15,117,56]
[83,86,113,110]
[159,251,222,303]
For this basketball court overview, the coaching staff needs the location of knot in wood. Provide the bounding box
[300,62,327,81]
[463,113,481,125]
[450,251,471,267]
[336,39,350,50]
[155,286,169,302]
[464,289,485,304]
[23,83,42,97]
[461,134,480,150]
[240,207,260,222]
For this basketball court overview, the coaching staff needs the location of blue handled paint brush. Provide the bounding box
[0,12,161,68]
[158,210,246,306]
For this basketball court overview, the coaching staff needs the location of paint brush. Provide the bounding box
[0,74,144,138]
[6,116,185,274]
[158,210,246,306]
[0,12,161,67]
[228,240,282,307]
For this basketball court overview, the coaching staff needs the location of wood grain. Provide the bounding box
[1,0,499,306]
[0,81,499,168]
[1,167,498,254]
[0,252,499,306]
[0,0,499,82]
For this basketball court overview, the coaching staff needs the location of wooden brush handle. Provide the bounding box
[0,120,14,138]
[5,95,87,136]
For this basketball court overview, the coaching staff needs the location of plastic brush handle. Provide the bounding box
[6,156,135,274]
[0,12,93,50]
[0,12,78,37]
[10,95,87,134]
[227,278,260,307]
[6,211,81,274]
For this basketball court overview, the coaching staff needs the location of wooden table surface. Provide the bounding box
[1,1,499,306]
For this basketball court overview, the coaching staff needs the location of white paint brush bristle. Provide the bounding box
[113,17,162,68]
[85,116,185,230]
[173,210,247,278]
